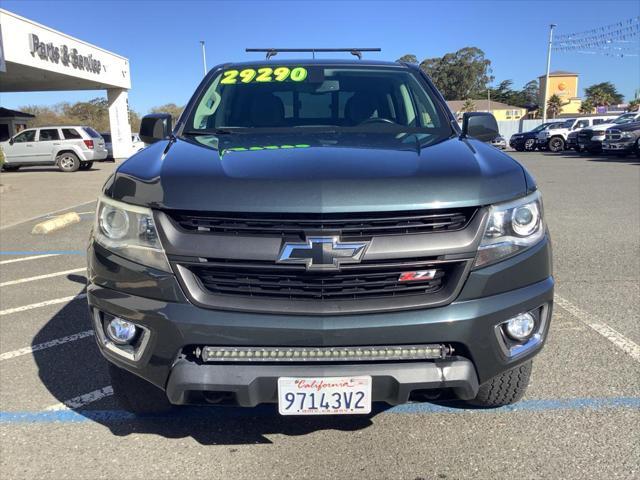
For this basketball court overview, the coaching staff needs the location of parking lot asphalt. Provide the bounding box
[0,151,638,479]
[0,161,119,229]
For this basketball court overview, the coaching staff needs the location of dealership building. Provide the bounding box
[0,8,133,157]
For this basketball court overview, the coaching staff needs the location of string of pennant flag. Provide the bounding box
[554,16,639,40]
[552,17,640,58]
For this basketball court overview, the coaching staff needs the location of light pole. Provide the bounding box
[200,41,207,77]
[542,24,556,122]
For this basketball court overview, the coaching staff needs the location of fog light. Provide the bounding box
[106,317,137,345]
[504,313,535,341]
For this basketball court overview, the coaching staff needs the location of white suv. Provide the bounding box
[0,126,108,172]
[536,116,617,152]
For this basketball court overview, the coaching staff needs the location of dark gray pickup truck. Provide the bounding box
[87,57,553,416]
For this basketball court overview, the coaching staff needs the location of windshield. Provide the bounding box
[532,123,551,132]
[613,113,638,125]
[185,65,451,137]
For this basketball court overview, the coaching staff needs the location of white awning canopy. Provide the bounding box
[0,9,131,92]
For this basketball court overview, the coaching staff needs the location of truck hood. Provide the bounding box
[105,132,531,213]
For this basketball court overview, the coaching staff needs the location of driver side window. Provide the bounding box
[13,130,36,143]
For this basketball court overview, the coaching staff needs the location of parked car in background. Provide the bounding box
[565,130,581,152]
[0,126,107,172]
[577,112,640,154]
[510,122,563,151]
[602,121,640,157]
[102,132,146,159]
[537,116,617,152]
[490,135,506,149]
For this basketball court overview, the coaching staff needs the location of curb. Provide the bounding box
[31,212,81,235]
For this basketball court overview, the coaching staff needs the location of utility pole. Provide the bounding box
[542,24,556,122]
[200,41,207,77]
[487,87,491,113]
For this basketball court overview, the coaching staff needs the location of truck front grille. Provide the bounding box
[578,130,593,141]
[605,129,622,140]
[187,260,455,301]
[169,208,477,238]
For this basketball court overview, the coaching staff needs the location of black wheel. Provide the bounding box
[79,161,94,170]
[108,363,173,415]
[548,137,565,152]
[514,146,525,152]
[467,360,532,407]
[1,164,20,171]
[524,139,536,151]
[56,152,80,172]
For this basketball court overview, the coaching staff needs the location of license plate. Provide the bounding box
[278,376,372,415]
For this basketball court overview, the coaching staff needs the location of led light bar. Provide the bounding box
[198,344,451,362]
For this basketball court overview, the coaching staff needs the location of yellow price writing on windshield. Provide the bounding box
[220,66,308,85]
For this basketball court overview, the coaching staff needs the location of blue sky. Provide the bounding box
[2,0,639,114]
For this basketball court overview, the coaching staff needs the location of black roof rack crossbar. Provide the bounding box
[245,48,381,60]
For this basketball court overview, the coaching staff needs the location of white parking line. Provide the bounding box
[45,386,114,411]
[0,294,87,316]
[0,254,61,265]
[0,268,86,287]
[555,295,640,363]
[0,330,94,361]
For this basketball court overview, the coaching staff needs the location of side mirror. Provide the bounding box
[461,112,499,143]
[9,138,14,145]
[140,113,173,144]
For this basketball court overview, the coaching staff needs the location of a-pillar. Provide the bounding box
[107,88,133,159]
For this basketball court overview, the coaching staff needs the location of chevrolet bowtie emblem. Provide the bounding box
[277,236,369,271]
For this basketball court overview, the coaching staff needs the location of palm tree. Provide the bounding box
[546,94,564,119]
[588,87,615,107]
[628,98,640,112]
[461,98,477,112]
[579,100,595,115]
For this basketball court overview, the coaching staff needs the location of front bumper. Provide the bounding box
[166,359,479,406]
[87,236,554,406]
[578,136,604,151]
[602,139,635,152]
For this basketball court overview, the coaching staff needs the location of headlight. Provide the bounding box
[621,131,633,138]
[474,191,545,268]
[94,196,170,272]
[592,130,605,136]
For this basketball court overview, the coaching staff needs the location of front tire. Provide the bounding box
[57,152,80,172]
[108,363,173,415]
[468,360,532,407]
[548,137,565,152]
[1,164,20,171]
[524,139,536,151]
